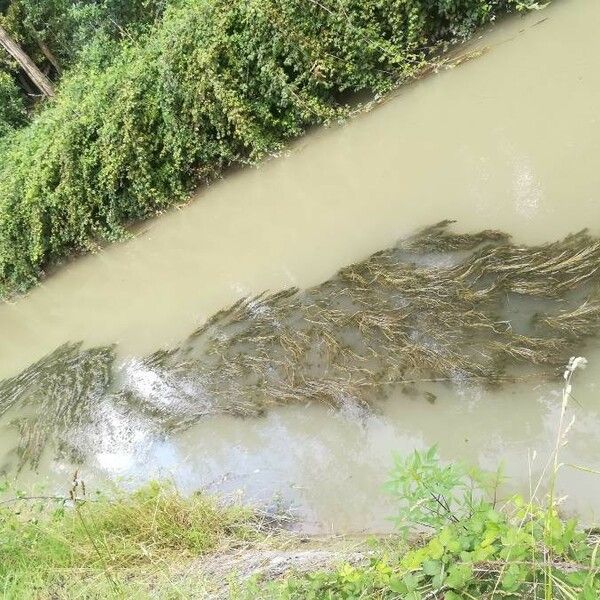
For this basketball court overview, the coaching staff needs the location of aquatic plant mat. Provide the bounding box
[3,221,600,469]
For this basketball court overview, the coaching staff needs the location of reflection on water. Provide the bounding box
[2,0,600,532]
[7,368,600,533]
[103,368,600,533]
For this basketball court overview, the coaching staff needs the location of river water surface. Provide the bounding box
[2,0,600,532]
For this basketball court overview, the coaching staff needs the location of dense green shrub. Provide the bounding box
[0,1,167,123]
[0,70,25,137]
[0,0,530,296]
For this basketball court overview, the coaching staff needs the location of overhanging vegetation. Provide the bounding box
[0,0,533,297]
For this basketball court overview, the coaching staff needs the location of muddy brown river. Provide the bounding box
[2,0,600,532]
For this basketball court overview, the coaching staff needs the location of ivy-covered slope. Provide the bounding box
[0,0,529,296]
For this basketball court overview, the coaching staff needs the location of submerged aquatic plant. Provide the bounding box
[3,221,600,468]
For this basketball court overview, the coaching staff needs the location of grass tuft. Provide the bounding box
[0,481,262,598]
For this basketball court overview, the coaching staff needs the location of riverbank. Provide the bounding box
[0,0,537,299]
[0,359,593,599]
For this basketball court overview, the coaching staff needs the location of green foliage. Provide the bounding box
[386,445,502,532]
[1,449,599,599]
[0,0,534,297]
[0,70,25,137]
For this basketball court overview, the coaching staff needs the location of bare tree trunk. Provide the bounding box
[36,37,62,76]
[0,24,55,98]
